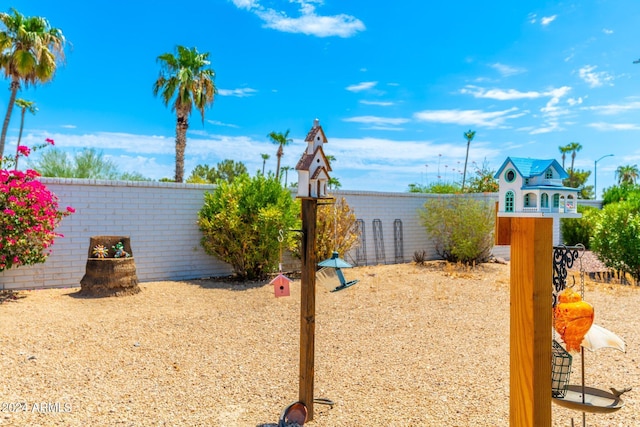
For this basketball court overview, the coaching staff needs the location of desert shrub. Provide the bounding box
[590,201,640,284]
[419,196,494,265]
[413,250,427,265]
[602,183,640,207]
[198,174,300,280]
[560,205,598,249]
[315,197,359,261]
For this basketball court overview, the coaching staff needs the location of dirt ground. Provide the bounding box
[1,260,638,427]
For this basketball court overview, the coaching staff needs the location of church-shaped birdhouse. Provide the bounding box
[296,119,332,199]
[494,157,581,218]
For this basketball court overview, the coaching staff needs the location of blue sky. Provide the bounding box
[2,1,639,194]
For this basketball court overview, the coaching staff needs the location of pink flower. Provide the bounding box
[66,206,76,213]
[45,138,55,145]
[17,145,30,156]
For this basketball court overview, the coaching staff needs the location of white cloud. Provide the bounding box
[460,85,543,100]
[217,88,258,97]
[207,119,239,128]
[342,116,409,126]
[583,101,640,115]
[490,63,526,77]
[346,81,377,92]
[566,97,583,106]
[603,28,614,35]
[578,65,614,88]
[541,15,557,26]
[60,124,77,129]
[234,0,365,38]
[588,122,640,131]
[359,100,394,106]
[528,13,537,24]
[413,108,523,128]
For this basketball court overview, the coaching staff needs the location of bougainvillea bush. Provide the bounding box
[0,140,74,272]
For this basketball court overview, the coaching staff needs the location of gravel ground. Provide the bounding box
[0,260,638,427]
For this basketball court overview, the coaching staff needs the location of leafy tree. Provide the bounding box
[464,159,498,193]
[602,183,640,207]
[187,160,247,184]
[560,205,598,248]
[30,147,149,180]
[461,129,475,191]
[564,168,593,199]
[328,177,341,190]
[315,197,359,262]
[153,45,217,183]
[419,196,495,264]
[198,174,300,280]
[591,201,640,284]
[0,8,66,157]
[12,98,37,169]
[267,129,292,181]
[615,164,639,185]
[409,181,461,194]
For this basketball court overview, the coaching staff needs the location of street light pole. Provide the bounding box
[594,154,614,199]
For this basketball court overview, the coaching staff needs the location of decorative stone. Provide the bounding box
[79,236,140,297]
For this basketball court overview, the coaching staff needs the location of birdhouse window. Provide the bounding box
[524,194,531,207]
[541,193,549,208]
[505,190,514,212]
[545,169,553,179]
[505,169,516,183]
[553,194,560,208]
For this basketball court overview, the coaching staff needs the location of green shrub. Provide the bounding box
[418,196,495,265]
[315,197,359,262]
[198,174,300,280]
[591,201,640,284]
[602,183,640,206]
[560,205,598,248]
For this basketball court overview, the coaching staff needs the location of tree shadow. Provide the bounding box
[0,290,27,304]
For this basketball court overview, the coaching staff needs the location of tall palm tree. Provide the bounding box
[267,129,293,181]
[615,164,640,185]
[260,153,270,175]
[567,142,582,184]
[13,98,37,169]
[0,8,65,157]
[461,129,475,191]
[280,165,292,187]
[559,144,572,169]
[153,45,216,182]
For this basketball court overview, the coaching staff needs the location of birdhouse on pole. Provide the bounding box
[296,118,332,199]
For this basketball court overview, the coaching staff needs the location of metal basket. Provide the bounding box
[551,340,573,398]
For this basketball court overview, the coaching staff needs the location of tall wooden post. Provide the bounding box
[509,217,553,427]
[299,198,317,420]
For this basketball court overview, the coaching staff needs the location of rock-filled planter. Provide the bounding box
[79,236,140,297]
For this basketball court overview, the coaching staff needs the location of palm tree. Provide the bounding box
[461,129,475,191]
[0,8,66,157]
[153,45,216,182]
[260,153,270,175]
[559,145,572,169]
[567,142,582,184]
[13,98,37,169]
[280,165,292,187]
[615,164,640,185]
[267,129,293,181]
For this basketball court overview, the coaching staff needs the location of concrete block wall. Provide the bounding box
[1,179,508,290]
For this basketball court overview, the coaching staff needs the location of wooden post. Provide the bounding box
[510,217,553,427]
[299,198,317,420]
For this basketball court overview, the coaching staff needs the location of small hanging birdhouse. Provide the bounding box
[270,273,292,298]
[317,251,359,292]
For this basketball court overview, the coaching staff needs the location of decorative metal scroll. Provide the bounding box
[355,219,367,266]
[552,244,585,307]
[373,219,386,264]
[393,219,404,263]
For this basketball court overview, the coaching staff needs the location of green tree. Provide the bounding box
[602,183,640,206]
[315,197,359,262]
[328,177,341,190]
[566,142,582,184]
[12,98,37,169]
[31,147,149,180]
[186,160,247,184]
[591,201,640,284]
[461,129,475,191]
[0,8,66,157]
[419,196,495,264]
[560,205,599,248]
[280,165,293,187]
[153,45,217,183]
[198,174,300,280]
[408,181,461,194]
[615,164,639,185]
[563,168,593,199]
[559,144,572,169]
[464,159,498,193]
[267,129,292,181]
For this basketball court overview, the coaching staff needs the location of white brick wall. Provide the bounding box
[0,179,508,290]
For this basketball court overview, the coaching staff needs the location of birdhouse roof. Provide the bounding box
[494,157,569,180]
[295,146,333,172]
[311,166,330,180]
[305,125,328,144]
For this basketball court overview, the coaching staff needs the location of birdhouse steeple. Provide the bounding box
[296,118,332,198]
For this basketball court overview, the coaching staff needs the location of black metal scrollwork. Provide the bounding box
[552,245,584,307]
